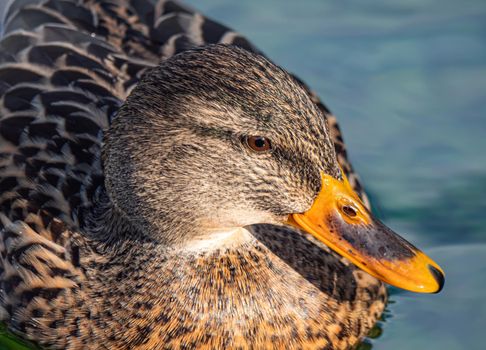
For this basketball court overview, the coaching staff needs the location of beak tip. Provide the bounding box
[428,264,445,293]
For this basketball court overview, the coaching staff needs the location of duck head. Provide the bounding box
[103,44,444,293]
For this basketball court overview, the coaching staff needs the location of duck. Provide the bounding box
[0,0,444,349]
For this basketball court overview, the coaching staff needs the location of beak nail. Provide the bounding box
[428,264,445,293]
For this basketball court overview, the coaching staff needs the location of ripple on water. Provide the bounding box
[372,244,486,350]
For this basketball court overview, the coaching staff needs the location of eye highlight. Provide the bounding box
[245,136,272,153]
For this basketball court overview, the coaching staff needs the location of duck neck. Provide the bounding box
[80,190,260,348]
[86,186,178,247]
[75,188,383,349]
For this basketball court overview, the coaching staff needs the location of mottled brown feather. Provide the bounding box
[0,1,384,349]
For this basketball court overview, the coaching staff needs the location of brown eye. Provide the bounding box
[245,136,272,153]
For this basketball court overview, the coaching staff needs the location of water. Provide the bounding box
[185,0,486,349]
[1,0,485,348]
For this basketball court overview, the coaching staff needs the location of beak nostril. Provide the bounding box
[342,205,357,218]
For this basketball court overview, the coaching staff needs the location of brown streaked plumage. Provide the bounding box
[0,1,386,349]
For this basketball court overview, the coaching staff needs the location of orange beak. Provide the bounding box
[288,171,444,293]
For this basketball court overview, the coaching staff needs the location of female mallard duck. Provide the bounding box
[0,0,444,349]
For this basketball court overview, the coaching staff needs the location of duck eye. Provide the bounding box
[245,136,272,153]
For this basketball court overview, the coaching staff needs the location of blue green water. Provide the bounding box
[186,0,486,349]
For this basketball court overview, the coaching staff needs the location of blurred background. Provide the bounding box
[184,1,486,349]
[2,0,486,349]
